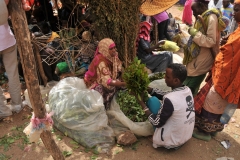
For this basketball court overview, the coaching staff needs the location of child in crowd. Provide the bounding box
[221,0,233,33]
[135,63,195,149]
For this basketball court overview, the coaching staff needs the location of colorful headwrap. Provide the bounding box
[136,21,152,50]
[84,38,122,87]
[138,21,151,42]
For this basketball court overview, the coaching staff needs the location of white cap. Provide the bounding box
[0,0,8,25]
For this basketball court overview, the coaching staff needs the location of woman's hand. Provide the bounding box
[109,80,126,88]
[220,35,229,46]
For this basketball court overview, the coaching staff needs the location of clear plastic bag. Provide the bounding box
[107,79,171,137]
[148,79,171,91]
[49,77,114,153]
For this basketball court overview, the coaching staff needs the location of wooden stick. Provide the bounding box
[33,43,48,86]
[8,1,65,159]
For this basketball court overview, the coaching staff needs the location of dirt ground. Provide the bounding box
[1,4,240,160]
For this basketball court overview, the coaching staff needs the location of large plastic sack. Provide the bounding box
[107,96,154,137]
[148,79,171,91]
[48,77,115,153]
[107,79,171,137]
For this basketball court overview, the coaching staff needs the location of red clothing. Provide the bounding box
[182,0,193,25]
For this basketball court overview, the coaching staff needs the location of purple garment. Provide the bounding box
[153,11,169,23]
[179,0,187,5]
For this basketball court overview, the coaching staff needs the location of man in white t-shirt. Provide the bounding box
[0,0,22,119]
[208,0,223,10]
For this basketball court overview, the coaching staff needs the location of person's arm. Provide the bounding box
[136,97,174,128]
[148,98,174,128]
[192,14,218,48]
[108,79,126,88]
[147,87,169,100]
[139,38,165,53]
[97,62,125,89]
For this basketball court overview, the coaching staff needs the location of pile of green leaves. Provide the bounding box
[116,90,147,122]
[149,72,166,82]
[123,58,149,101]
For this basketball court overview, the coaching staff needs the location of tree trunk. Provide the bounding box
[33,43,48,86]
[8,0,65,159]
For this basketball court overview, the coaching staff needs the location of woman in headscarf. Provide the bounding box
[183,0,226,96]
[136,21,173,73]
[84,38,126,110]
[193,0,240,141]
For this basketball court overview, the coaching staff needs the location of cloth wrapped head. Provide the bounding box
[138,21,152,42]
[84,38,122,87]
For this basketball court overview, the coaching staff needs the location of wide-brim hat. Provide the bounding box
[140,0,179,16]
[0,0,8,25]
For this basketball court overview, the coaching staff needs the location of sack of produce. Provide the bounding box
[107,58,154,137]
[49,77,115,153]
[107,95,154,137]
[108,70,171,137]
[160,40,180,52]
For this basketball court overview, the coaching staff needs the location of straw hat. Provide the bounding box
[0,0,8,25]
[140,0,179,16]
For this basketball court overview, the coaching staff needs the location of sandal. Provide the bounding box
[192,130,211,141]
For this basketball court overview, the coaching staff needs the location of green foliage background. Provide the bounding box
[85,0,143,66]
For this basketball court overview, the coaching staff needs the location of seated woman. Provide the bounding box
[193,0,240,141]
[84,38,126,110]
[136,21,173,73]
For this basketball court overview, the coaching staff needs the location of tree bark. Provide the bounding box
[8,0,65,159]
[33,43,48,86]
